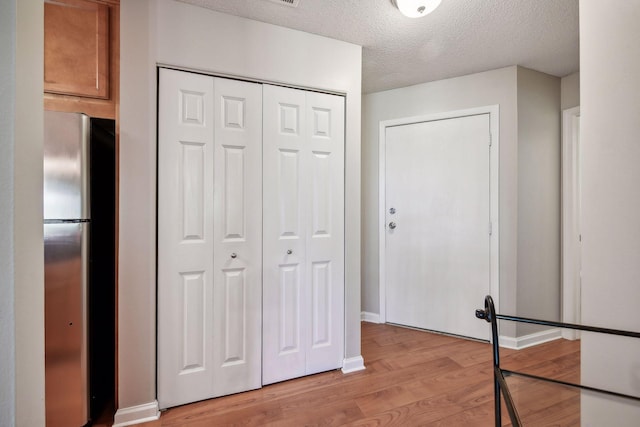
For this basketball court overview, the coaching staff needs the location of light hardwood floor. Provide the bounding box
[112,322,580,426]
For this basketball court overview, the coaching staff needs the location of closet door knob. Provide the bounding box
[230,253,237,259]
[287,249,292,255]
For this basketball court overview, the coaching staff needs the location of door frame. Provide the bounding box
[378,106,500,324]
[561,106,581,340]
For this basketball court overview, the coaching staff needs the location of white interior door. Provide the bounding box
[262,85,344,385]
[157,69,262,408]
[385,114,491,341]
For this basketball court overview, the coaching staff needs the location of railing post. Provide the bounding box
[477,294,640,426]
[485,295,501,427]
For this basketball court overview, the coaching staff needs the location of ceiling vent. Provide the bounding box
[267,0,300,8]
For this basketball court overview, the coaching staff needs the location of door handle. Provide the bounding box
[389,222,397,230]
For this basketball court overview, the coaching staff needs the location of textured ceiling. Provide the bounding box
[177,0,579,93]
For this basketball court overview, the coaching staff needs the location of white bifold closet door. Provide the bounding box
[262,85,345,385]
[157,69,262,409]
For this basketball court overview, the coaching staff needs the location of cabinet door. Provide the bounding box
[262,85,345,385]
[157,69,263,408]
[44,0,110,99]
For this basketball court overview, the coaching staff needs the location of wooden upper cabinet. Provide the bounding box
[44,0,110,99]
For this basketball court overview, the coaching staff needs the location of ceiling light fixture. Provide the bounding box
[392,0,441,18]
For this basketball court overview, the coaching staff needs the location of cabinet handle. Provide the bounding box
[287,249,292,255]
[230,253,237,259]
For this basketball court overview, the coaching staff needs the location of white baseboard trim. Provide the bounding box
[561,329,580,341]
[361,311,381,323]
[342,355,366,373]
[113,400,160,427]
[499,328,562,350]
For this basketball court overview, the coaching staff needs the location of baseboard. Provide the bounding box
[361,311,381,323]
[342,355,366,373]
[499,328,562,350]
[113,400,160,427]
[561,329,580,341]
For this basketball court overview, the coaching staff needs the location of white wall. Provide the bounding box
[119,0,362,421]
[515,67,561,336]
[0,1,46,426]
[362,66,519,335]
[16,1,46,425]
[0,1,16,425]
[561,71,580,110]
[580,1,640,424]
[362,66,562,340]
[118,1,158,414]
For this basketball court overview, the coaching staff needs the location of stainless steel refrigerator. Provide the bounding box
[44,111,92,427]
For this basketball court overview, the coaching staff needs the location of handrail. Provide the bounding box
[475,295,640,427]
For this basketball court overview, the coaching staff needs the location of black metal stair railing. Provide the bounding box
[475,295,640,427]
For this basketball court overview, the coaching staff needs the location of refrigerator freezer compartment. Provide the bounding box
[44,111,90,221]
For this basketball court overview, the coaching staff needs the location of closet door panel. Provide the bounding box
[159,70,263,408]
[305,92,345,374]
[212,78,263,397]
[262,85,307,384]
[160,72,345,401]
[158,69,215,409]
[263,85,345,384]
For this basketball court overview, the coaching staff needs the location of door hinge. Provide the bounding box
[489,221,493,236]
[489,132,492,147]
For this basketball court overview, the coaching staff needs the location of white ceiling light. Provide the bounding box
[392,0,441,18]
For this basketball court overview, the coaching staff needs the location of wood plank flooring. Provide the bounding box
[129,322,580,426]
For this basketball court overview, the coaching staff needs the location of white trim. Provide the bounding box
[342,356,366,373]
[361,311,381,323]
[562,106,581,341]
[113,401,160,427]
[378,106,500,324]
[498,329,562,350]
[378,118,387,323]
[158,63,346,97]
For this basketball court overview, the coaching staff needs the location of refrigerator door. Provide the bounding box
[44,111,90,221]
[45,222,89,427]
